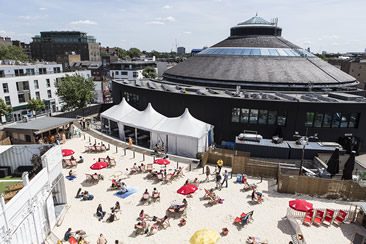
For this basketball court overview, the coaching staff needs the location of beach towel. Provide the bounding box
[65,175,76,181]
[114,187,137,199]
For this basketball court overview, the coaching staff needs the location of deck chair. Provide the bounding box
[333,210,347,226]
[157,173,163,181]
[323,209,335,226]
[204,189,215,199]
[108,159,116,168]
[62,159,72,168]
[164,174,173,184]
[303,209,314,226]
[146,164,154,173]
[70,160,77,168]
[152,192,160,202]
[208,194,224,205]
[313,210,325,226]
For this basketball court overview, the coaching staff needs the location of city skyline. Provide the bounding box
[0,0,365,53]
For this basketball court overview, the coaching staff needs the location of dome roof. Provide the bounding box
[163,16,358,91]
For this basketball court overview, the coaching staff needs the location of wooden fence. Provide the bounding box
[278,167,366,201]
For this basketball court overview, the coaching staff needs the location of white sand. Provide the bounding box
[53,135,365,244]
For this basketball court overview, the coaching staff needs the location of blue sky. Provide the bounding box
[0,0,365,53]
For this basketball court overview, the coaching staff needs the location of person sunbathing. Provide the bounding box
[111,179,121,189]
[141,189,150,202]
[106,212,117,223]
[106,155,111,162]
[96,204,106,221]
[152,188,160,200]
[120,182,128,193]
[82,191,94,201]
[255,192,263,203]
[134,220,147,234]
[192,178,200,187]
[139,210,150,221]
[156,215,170,229]
[148,222,159,235]
[111,201,120,212]
[71,155,76,161]
[130,163,138,173]
[69,170,75,177]
[138,163,145,172]
[78,156,84,164]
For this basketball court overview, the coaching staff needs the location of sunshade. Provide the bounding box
[90,161,108,170]
[289,199,313,212]
[62,149,75,157]
[190,228,220,244]
[326,148,340,176]
[177,184,198,195]
[342,151,356,180]
[154,158,170,165]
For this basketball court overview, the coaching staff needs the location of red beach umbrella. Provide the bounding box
[154,158,170,166]
[289,199,313,212]
[62,149,75,157]
[177,184,198,195]
[90,161,108,170]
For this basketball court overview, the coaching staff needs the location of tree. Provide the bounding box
[114,47,130,59]
[55,75,95,110]
[142,66,157,79]
[128,48,141,58]
[0,45,28,62]
[0,98,12,123]
[27,99,45,117]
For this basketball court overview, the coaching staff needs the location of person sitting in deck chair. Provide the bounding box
[120,182,128,194]
[140,189,150,203]
[152,188,160,201]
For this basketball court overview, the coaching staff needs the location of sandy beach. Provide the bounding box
[52,134,365,244]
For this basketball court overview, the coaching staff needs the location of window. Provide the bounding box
[0,70,4,77]
[34,80,39,89]
[25,135,31,142]
[53,67,61,73]
[121,71,128,75]
[323,113,332,128]
[258,110,268,125]
[14,69,24,76]
[231,108,240,122]
[267,111,277,125]
[47,90,52,98]
[26,68,34,75]
[115,71,119,75]
[2,83,9,93]
[4,96,11,105]
[46,79,51,87]
[349,113,359,128]
[133,72,138,78]
[240,108,249,123]
[331,113,341,128]
[39,68,47,74]
[313,113,324,128]
[340,113,349,128]
[277,112,287,126]
[305,112,315,127]
[35,91,40,100]
[18,94,25,103]
[249,109,258,124]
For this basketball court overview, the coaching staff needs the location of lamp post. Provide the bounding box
[293,130,308,176]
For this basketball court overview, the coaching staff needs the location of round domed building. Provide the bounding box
[111,16,366,153]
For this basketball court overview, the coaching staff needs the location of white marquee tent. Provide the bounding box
[100,100,213,158]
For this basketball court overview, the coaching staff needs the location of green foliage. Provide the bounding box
[128,48,141,58]
[27,99,45,116]
[55,75,95,110]
[115,47,130,59]
[0,45,28,62]
[142,66,157,79]
[0,98,12,118]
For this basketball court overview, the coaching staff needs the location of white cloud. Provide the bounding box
[18,15,47,20]
[163,5,171,9]
[183,31,192,34]
[165,16,175,22]
[39,7,46,11]
[145,21,165,25]
[70,20,97,25]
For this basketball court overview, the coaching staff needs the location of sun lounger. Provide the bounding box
[303,209,314,226]
[146,164,154,173]
[333,210,347,226]
[164,174,173,184]
[157,173,163,181]
[313,210,325,226]
[204,189,215,199]
[208,194,224,205]
[70,160,77,167]
[322,209,335,226]
[152,192,160,202]
[234,211,253,226]
[85,174,100,184]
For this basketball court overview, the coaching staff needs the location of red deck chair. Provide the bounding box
[333,210,347,226]
[313,210,325,226]
[322,209,335,226]
[303,209,314,226]
[234,213,247,224]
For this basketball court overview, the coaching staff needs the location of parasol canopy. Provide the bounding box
[190,228,220,244]
[289,199,313,212]
[90,161,108,170]
[62,149,75,157]
[154,158,170,165]
[177,184,198,195]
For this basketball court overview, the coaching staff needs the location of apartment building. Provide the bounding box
[0,62,91,122]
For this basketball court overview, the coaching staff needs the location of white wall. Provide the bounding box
[0,144,65,244]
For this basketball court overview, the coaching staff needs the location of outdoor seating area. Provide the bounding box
[51,134,366,244]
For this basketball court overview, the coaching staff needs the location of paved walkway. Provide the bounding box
[74,123,200,166]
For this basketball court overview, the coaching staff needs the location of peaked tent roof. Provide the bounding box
[121,103,166,131]
[153,108,211,139]
[100,98,138,121]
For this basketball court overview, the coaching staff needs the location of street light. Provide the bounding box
[293,130,308,176]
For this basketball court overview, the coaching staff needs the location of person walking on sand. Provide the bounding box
[205,165,211,182]
[128,137,133,149]
[221,170,229,188]
[217,159,223,174]
[97,233,107,244]
[215,172,222,190]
